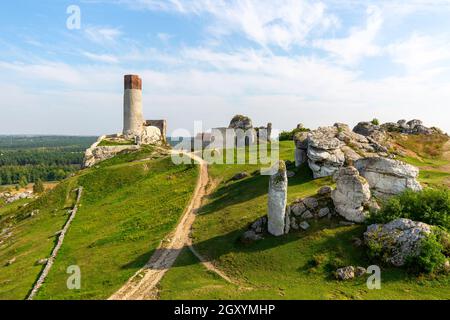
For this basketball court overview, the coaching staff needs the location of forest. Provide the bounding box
[0,136,97,185]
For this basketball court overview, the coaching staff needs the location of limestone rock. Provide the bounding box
[355,157,422,198]
[331,166,371,223]
[267,161,288,236]
[299,221,310,231]
[317,186,332,196]
[318,207,330,218]
[291,202,307,216]
[137,126,162,145]
[241,230,263,244]
[229,115,253,130]
[303,197,319,210]
[364,218,432,267]
[293,132,309,167]
[336,266,355,281]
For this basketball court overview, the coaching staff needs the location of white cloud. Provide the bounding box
[84,26,122,44]
[81,51,119,63]
[387,33,450,74]
[314,5,383,65]
[120,0,339,50]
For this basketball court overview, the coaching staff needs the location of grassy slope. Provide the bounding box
[159,141,450,300]
[0,147,198,300]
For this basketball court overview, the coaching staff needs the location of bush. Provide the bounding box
[279,127,309,141]
[371,118,380,126]
[369,188,450,231]
[405,233,447,274]
[33,179,45,194]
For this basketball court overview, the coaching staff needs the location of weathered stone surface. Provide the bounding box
[317,186,332,196]
[364,218,432,267]
[353,122,382,137]
[301,210,314,219]
[303,197,319,210]
[267,161,288,236]
[137,126,162,145]
[318,207,330,218]
[336,266,355,281]
[332,166,371,223]
[241,230,263,244]
[355,157,422,198]
[293,132,309,167]
[299,221,310,230]
[229,114,253,130]
[83,136,140,168]
[291,202,307,216]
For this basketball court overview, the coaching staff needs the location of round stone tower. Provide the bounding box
[123,74,144,138]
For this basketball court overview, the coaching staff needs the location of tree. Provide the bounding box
[18,175,28,188]
[33,179,45,194]
[371,118,380,126]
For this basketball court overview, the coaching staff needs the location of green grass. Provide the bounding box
[159,141,450,300]
[97,139,135,147]
[0,148,199,300]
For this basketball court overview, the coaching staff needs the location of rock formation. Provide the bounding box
[364,218,432,267]
[293,132,308,167]
[355,157,422,198]
[331,167,371,223]
[354,119,440,138]
[83,136,140,167]
[267,161,288,236]
[294,123,388,178]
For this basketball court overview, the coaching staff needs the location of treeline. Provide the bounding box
[0,165,79,185]
[0,135,98,186]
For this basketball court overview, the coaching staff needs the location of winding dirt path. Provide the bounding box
[109,151,232,300]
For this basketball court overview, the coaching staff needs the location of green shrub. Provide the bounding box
[279,127,309,141]
[371,118,380,126]
[405,233,447,274]
[369,188,450,231]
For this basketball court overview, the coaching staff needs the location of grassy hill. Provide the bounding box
[0,146,198,300]
[158,140,450,300]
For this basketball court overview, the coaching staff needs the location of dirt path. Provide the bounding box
[109,152,232,300]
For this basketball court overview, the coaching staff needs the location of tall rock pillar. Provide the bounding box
[267,160,288,236]
[123,75,144,139]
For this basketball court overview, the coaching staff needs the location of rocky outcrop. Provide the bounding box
[229,115,253,130]
[332,167,371,223]
[355,157,422,198]
[293,132,309,167]
[267,161,288,236]
[355,119,440,137]
[364,219,432,267]
[301,124,388,178]
[1,191,34,204]
[137,126,162,145]
[83,136,140,168]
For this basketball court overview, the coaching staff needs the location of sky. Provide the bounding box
[1,0,450,136]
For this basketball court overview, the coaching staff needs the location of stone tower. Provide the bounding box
[123,75,144,138]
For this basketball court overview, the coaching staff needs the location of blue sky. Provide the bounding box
[1,0,450,135]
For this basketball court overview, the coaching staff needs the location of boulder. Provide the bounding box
[291,201,307,216]
[336,266,355,281]
[364,219,433,267]
[267,161,288,236]
[353,122,382,137]
[241,230,263,244]
[355,266,367,277]
[331,166,371,223]
[355,157,422,198]
[229,115,253,130]
[303,197,319,210]
[293,132,309,167]
[317,186,332,196]
[299,221,310,230]
[318,207,330,218]
[138,126,162,145]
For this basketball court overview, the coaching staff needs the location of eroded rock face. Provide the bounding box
[293,132,309,167]
[332,166,371,223]
[137,126,162,145]
[355,157,422,198]
[83,137,140,168]
[364,219,432,267]
[229,114,253,130]
[267,161,288,236]
[297,124,389,179]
